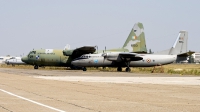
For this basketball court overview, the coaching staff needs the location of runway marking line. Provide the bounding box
[0,89,65,112]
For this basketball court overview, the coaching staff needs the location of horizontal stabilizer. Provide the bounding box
[177,51,195,57]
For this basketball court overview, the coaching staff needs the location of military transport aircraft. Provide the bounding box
[71,31,191,72]
[22,22,147,69]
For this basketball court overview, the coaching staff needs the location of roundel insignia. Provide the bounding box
[146,59,151,63]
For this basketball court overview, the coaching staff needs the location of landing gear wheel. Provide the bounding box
[117,67,122,72]
[83,67,87,71]
[125,67,131,72]
[34,65,38,69]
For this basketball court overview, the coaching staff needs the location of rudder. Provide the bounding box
[169,31,188,55]
[122,22,147,53]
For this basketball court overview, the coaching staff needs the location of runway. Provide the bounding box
[0,68,200,112]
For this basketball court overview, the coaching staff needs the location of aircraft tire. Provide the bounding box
[117,67,122,72]
[83,67,87,71]
[126,67,131,72]
[34,65,38,69]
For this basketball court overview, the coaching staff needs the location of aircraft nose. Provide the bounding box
[71,60,77,66]
[72,59,81,66]
[21,56,28,63]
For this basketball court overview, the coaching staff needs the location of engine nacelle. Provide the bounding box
[63,50,73,56]
[103,52,121,61]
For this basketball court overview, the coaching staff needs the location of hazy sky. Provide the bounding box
[1,0,200,56]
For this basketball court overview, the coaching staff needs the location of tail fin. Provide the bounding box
[122,22,147,53]
[155,31,188,55]
[169,31,188,55]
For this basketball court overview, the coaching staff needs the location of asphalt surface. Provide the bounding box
[0,68,200,112]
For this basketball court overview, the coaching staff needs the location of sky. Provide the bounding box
[1,0,200,56]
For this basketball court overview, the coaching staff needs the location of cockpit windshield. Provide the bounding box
[80,55,90,59]
[73,55,91,61]
[28,51,36,56]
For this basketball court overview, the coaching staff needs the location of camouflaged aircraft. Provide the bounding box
[22,22,147,69]
[71,31,193,72]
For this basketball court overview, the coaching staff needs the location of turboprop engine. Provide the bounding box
[102,52,121,61]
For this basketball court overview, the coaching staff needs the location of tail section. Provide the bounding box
[155,31,188,55]
[122,22,147,53]
[169,31,188,55]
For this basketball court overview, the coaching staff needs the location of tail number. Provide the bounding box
[131,44,138,47]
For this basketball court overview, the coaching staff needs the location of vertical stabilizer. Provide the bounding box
[123,22,147,53]
[169,31,188,55]
[155,31,188,55]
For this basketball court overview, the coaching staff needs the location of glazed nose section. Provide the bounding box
[21,56,28,63]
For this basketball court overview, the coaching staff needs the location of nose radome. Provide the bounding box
[71,60,78,66]
[21,57,28,62]
[71,61,76,65]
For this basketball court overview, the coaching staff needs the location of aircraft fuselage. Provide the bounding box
[72,54,177,67]
[22,49,72,67]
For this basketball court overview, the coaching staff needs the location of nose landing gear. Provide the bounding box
[125,61,131,72]
[83,67,87,71]
[34,65,38,69]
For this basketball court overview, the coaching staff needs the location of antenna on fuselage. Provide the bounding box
[105,46,106,53]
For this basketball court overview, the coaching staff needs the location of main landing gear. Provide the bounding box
[117,66,131,72]
[125,67,131,72]
[34,65,38,69]
[82,67,87,71]
[119,57,131,72]
[125,61,131,72]
[117,67,122,72]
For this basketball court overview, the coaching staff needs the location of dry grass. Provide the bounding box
[1,63,200,75]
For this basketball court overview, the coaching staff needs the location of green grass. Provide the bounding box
[1,63,200,75]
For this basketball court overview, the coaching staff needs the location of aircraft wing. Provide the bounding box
[118,52,143,61]
[119,52,138,58]
[63,46,96,57]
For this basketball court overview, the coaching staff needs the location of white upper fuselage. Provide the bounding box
[71,52,177,67]
[5,57,26,65]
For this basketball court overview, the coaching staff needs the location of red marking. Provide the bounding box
[146,59,151,63]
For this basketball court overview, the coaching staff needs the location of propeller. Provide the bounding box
[102,46,107,63]
[102,53,107,63]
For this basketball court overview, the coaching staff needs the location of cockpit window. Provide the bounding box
[74,55,91,61]
[80,55,90,59]
[28,51,36,56]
